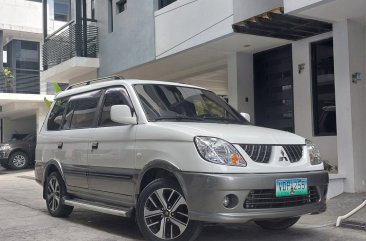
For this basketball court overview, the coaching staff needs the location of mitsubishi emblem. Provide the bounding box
[279,149,289,162]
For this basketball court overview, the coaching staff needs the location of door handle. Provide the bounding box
[92,142,99,150]
[58,142,63,149]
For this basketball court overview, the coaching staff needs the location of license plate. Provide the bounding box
[275,178,308,197]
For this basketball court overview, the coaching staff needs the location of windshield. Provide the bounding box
[134,84,248,124]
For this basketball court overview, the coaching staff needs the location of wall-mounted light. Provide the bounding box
[352,72,362,83]
[298,63,305,74]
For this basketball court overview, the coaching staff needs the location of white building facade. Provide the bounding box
[40,0,366,194]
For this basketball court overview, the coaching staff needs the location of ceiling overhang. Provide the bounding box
[233,7,333,41]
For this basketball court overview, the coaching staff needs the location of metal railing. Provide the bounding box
[0,68,40,94]
[42,20,98,70]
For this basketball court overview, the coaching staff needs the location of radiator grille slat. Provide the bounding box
[244,187,319,209]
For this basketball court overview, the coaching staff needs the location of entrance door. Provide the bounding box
[254,45,294,132]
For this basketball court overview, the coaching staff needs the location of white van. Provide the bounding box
[35,78,328,241]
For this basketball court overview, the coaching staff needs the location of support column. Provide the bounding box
[36,104,49,133]
[0,30,3,72]
[227,53,254,120]
[333,20,366,192]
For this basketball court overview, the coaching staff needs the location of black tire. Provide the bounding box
[136,178,202,241]
[255,217,301,230]
[45,171,73,217]
[8,151,29,170]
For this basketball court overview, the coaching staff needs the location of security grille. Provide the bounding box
[244,186,319,209]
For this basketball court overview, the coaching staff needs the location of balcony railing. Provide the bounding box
[0,68,40,94]
[42,20,98,70]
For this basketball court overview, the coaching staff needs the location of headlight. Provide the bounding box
[306,140,322,165]
[0,144,10,151]
[194,136,247,167]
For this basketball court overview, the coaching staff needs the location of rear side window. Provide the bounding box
[62,90,102,129]
[99,87,133,127]
[47,98,68,131]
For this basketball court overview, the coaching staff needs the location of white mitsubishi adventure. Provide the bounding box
[35,78,328,241]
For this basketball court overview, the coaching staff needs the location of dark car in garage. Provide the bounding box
[0,134,36,170]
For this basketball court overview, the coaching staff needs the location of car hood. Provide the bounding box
[154,122,305,145]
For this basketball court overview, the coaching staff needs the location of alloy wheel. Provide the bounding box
[47,176,61,212]
[144,188,189,240]
[12,154,26,168]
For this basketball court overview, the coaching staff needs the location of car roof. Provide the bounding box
[56,79,207,99]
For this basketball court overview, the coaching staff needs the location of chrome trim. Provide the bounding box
[63,198,129,217]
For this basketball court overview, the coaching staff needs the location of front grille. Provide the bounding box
[244,186,319,209]
[239,144,272,163]
[283,145,303,163]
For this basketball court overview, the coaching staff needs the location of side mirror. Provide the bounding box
[240,113,251,122]
[111,105,137,125]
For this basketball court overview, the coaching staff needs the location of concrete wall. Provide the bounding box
[0,0,42,34]
[292,32,338,167]
[284,0,334,13]
[333,20,366,192]
[96,0,156,77]
[227,53,254,118]
[155,0,234,58]
[2,115,36,142]
[233,0,283,23]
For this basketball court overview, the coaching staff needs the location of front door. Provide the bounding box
[254,45,294,132]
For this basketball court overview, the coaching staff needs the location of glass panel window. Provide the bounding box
[63,90,102,129]
[54,0,70,22]
[159,0,177,9]
[311,38,337,136]
[99,87,132,126]
[47,98,68,131]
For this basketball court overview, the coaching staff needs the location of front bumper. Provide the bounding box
[175,171,328,223]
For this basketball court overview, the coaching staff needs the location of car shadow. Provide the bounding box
[59,210,323,241]
[0,166,35,175]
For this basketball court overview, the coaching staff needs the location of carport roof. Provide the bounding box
[0,93,54,106]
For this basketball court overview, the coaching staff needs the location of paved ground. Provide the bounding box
[0,168,365,241]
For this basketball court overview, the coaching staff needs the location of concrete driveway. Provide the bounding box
[0,168,365,241]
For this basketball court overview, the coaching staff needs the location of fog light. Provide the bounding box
[223,194,239,209]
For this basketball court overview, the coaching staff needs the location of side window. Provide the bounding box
[63,90,102,130]
[99,87,132,127]
[47,98,68,131]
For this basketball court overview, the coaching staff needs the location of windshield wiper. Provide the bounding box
[154,115,204,122]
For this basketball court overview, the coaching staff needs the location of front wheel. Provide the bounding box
[8,151,29,170]
[255,217,301,230]
[136,178,202,241]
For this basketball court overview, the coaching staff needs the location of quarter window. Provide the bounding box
[99,87,132,127]
[47,98,68,131]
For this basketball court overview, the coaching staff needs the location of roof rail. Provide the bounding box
[65,75,124,90]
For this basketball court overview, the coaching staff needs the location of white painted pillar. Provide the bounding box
[227,52,254,120]
[36,104,49,133]
[333,20,366,192]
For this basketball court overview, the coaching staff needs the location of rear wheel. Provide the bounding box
[136,178,202,241]
[8,151,29,170]
[45,171,73,217]
[255,217,301,230]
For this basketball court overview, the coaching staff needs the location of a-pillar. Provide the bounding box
[227,53,254,120]
[333,19,366,192]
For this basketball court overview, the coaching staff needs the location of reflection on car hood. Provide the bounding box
[155,122,305,145]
